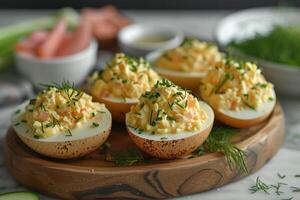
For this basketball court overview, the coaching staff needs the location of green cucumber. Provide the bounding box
[0,191,39,200]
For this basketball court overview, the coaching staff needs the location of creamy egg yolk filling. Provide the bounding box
[126,79,208,135]
[200,59,275,111]
[23,86,105,138]
[89,53,160,100]
[154,39,223,73]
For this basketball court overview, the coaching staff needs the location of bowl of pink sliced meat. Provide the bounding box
[15,18,97,86]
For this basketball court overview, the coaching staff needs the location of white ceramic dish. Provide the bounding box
[214,7,300,97]
[118,23,183,57]
[15,40,98,87]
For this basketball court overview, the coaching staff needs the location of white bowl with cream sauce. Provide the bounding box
[118,24,183,57]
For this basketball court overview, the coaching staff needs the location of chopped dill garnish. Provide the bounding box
[107,147,144,166]
[128,125,143,134]
[280,197,294,200]
[139,102,145,110]
[29,99,36,105]
[180,37,194,47]
[212,72,232,94]
[14,122,20,126]
[174,101,185,109]
[41,121,44,133]
[39,80,83,106]
[277,173,286,179]
[249,176,270,194]
[167,101,174,110]
[33,134,41,139]
[242,99,256,110]
[66,129,72,136]
[166,116,176,121]
[291,186,300,192]
[92,122,99,127]
[14,109,20,114]
[193,145,205,156]
[270,182,287,195]
[40,80,74,91]
[149,109,154,126]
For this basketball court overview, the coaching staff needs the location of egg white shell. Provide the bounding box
[11,101,112,159]
[146,50,206,91]
[90,88,138,123]
[126,101,214,159]
[101,97,139,104]
[215,91,276,128]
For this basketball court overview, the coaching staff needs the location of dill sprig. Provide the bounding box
[249,176,270,194]
[271,182,287,195]
[40,80,74,91]
[291,186,300,192]
[278,173,286,179]
[229,25,300,68]
[40,80,83,106]
[204,127,248,173]
[107,147,144,166]
[180,37,195,47]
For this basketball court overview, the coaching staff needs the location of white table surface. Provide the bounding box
[0,9,300,200]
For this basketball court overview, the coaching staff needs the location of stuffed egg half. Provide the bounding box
[126,79,214,159]
[200,58,276,128]
[147,39,223,91]
[12,82,112,159]
[88,53,160,122]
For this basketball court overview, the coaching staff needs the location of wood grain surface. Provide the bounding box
[4,103,285,200]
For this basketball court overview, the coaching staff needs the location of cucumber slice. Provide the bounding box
[0,191,39,200]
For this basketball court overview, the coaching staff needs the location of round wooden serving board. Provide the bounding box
[4,103,284,200]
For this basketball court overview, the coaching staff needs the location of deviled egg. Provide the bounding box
[126,79,214,159]
[200,58,276,128]
[147,38,223,91]
[88,53,160,122]
[11,82,112,159]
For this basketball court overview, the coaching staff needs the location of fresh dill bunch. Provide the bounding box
[203,126,248,173]
[107,147,144,166]
[249,176,270,194]
[229,25,300,67]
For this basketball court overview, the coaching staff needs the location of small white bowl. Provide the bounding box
[118,24,183,57]
[15,40,98,87]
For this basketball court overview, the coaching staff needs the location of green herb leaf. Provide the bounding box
[291,186,300,192]
[204,127,248,173]
[107,147,144,166]
[249,176,270,194]
[229,25,300,68]
[92,122,99,127]
[66,129,72,136]
[277,173,286,179]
